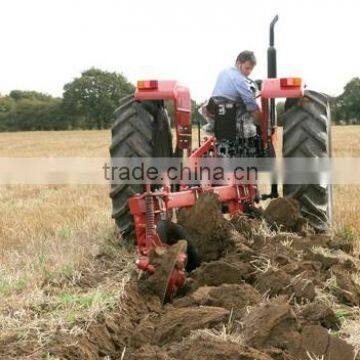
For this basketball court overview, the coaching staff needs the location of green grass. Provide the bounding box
[51,289,118,327]
[335,307,353,320]
[57,289,117,311]
[0,277,28,296]
[335,225,356,242]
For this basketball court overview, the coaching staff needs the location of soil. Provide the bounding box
[2,195,358,359]
[177,192,234,262]
[296,302,341,330]
[186,259,253,290]
[331,265,360,306]
[244,302,301,352]
[173,283,261,320]
[263,197,307,232]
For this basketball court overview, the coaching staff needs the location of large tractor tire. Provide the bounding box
[282,90,332,232]
[109,95,173,237]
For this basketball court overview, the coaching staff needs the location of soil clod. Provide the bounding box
[264,197,307,232]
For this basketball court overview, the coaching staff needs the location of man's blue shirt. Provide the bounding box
[211,67,259,112]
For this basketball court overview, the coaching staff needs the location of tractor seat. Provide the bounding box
[206,97,247,141]
[206,96,246,117]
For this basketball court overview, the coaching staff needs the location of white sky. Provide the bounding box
[1,0,359,101]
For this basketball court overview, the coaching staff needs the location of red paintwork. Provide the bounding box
[128,77,305,299]
[130,184,255,217]
[189,136,215,158]
[129,182,255,298]
[135,80,192,155]
[129,184,187,299]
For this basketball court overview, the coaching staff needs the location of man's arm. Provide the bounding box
[231,75,261,125]
[230,73,259,111]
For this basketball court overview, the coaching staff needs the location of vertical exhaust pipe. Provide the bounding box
[268,15,279,128]
[269,15,279,199]
[268,15,279,78]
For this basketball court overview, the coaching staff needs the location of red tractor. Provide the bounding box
[109,16,332,301]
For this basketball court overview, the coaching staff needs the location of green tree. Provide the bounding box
[9,90,52,102]
[0,96,15,113]
[1,98,69,131]
[337,77,360,124]
[62,68,135,129]
[0,96,74,132]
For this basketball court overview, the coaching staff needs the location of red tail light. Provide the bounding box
[137,80,158,90]
[280,77,302,88]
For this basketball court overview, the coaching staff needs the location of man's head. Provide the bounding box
[235,51,257,77]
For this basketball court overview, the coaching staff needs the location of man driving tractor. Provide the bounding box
[202,50,260,134]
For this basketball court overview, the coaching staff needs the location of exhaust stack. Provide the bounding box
[267,15,279,128]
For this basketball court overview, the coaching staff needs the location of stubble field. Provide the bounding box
[0,126,359,358]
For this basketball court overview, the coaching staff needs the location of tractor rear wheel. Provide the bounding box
[282,90,332,232]
[109,95,173,237]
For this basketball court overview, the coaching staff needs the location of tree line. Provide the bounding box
[331,77,360,124]
[0,69,359,132]
[0,68,202,132]
[0,68,135,131]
